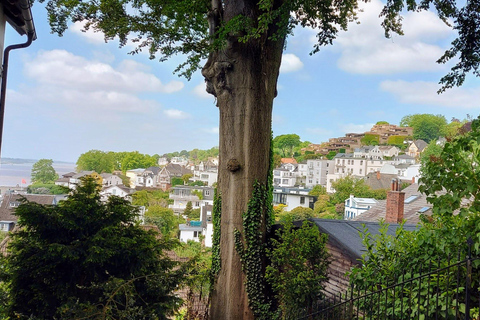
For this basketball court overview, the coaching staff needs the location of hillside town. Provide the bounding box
[0,122,440,245]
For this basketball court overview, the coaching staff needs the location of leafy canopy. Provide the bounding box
[400,114,448,143]
[40,0,480,89]
[31,159,58,184]
[1,176,184,319]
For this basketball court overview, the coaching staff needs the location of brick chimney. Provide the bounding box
[376,171,381,180]
[386,179,405,223]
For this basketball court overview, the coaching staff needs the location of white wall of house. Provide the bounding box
[304,159,333,188]
[344,195,378,220]
[179,226,203,243]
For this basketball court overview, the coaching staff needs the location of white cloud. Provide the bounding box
[164,109,191,119]
[339,123,375,133]
[70,21,107,44]
[333,0,453,74]
[25,50,184,94]
[380,80,480,108]
[193,82,214,99]
[280,54,304,73]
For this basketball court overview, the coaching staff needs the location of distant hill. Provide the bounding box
[0,158,37,164]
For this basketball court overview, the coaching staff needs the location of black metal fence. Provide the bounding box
[298,239,480,320]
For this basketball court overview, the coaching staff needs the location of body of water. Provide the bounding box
[0,162,76,187]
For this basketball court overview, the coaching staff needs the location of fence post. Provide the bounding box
[465,237,473,320]
[349,283,354,319]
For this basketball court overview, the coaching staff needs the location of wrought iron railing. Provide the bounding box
[297,238,480,320]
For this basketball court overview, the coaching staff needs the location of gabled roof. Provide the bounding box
[0,194,56,222]
[352,183,430,225]
[364,172,398,190]
[144,166,161,175]
[413,140,428,151]
[281,158,298,164]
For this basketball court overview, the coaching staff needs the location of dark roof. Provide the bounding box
[145,166,161,175]
[310,218,417,260]
[414,140,428,151]
[352,183,431,225]
[0,194,56,222]
[0,0,36,38]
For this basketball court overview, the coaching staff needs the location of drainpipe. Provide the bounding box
[0,31,34,158]
[0,0,37,159]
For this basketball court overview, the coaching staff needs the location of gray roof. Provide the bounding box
[179,224,203,232]
[414,140,428,151]
[310,219,417,260]
[0,194,56,222]
[352,183,431,225]
[364,172,398,190]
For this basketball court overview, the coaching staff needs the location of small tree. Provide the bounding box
[183,201,193,218]
[31,159,58,184]
[1,176,184,319]
[266,219,330,318]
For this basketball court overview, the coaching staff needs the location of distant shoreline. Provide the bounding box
[0,158,75,165]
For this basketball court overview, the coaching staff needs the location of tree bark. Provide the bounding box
[203,2,285,318]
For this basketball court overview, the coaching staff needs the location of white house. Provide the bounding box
[100,185,135,202]
[297,159,333,188]
[125,168,145,188]
[179,204,214,245]
[273,164,298,188]
[100,173,123,187]
[272,187,315,211]
[169,186,214,214]
[344,195,378,220]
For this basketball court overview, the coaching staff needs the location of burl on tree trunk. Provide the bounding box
[203,2,285,318]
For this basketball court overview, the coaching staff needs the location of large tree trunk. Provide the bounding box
[203,2,285,318]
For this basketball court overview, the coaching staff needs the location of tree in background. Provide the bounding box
[330,176,387,205]
[266,219,330,318]
[145,206,184,239]
[183,201,193,218]
[1,177,184,319]
[182,174,193,185]
[308,185,327,197]
[273,134,301,158]
[386,135,409,148]
[132,189,171,207]
[360,134,380,146]
[42,0,480,315]
[76,149,115,173]
[400,114,448,143]
[120,151,157,172]
[31,159,58,184]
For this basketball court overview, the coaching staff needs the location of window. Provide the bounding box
[0,223,9,231]
[205,190,211,196]
[300,197,305,204]
[112,189,117,195]
[193,231,202,238]
[360,160,363,165]
[359,169,362,174]
[195,202,200,207]
[282,179,289,184]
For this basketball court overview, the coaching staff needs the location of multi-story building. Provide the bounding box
[169,185,214,214]
[272,186,316,211]
[297,159,333,188]
[273,163,299,187]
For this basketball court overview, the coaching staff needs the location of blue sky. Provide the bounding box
[2,0,479,163]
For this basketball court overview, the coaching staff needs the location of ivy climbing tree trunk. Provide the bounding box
[203,2,285,318]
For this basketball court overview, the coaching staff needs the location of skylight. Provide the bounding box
[404,195,420,204]
[418,207,431,213]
